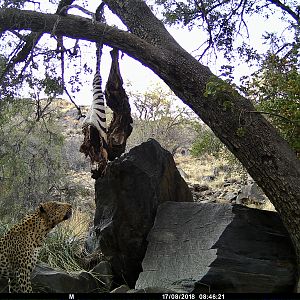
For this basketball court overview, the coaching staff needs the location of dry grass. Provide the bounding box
[62,209,91,239]
[175,155,241,189]
[40,208,93,273]
[175,154,276,212]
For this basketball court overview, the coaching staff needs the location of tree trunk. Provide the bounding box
[1,1,300,280]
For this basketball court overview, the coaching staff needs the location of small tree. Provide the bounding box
[128,85,197,154]
[191,123,224,157]
[243,53,300,154]
[0,98,65,218]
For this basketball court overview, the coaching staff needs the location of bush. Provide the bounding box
[0,98,66,217]
[191,127,223,157]
[127,85,197,154]
[244,53,300,154]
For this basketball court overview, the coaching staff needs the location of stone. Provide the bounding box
[237,183,267,204]
[84,226,99,254]
[193,184,209,192]
[212,167,220,176]
[0,278,8,292]
[94,139,193,288]
[202,190,213,196]
[224,178,238,186]
[224,192,237,202]
[136,202,296,293]
[128,287,177,293]
[201,175,215,181]
[31,262,109,293]
[91,261,113,290]
[110,285,130,293]
[200,198,216,203]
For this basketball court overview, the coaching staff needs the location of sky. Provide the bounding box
[18,1,291,107]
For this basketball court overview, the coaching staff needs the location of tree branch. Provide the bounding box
[0,8,173,77]
[266,0,299,24]
[102,0,180,50]
[0,0,76,85]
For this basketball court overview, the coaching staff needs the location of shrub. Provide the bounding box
[191,127,223,157]
[0,98,66,216]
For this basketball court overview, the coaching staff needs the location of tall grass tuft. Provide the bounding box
[38,210,90,273]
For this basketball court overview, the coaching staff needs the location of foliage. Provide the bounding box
[0,98,65,218]
[190,124,224,157]
[0,0,28,9]
[155,0,299,61]
[242,52,300,153]
[127,85,197,154]
[204,75,239,100]
[0,1,94,102]
[0,54,18,100]
[190,124,251,182]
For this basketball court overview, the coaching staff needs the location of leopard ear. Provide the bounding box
[39,204,46,213]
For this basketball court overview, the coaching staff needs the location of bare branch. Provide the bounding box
[0,0,76,86]
[64,87,85,119]
[58,4,94,17]
[249,110,300,125]
[266,0,299,24]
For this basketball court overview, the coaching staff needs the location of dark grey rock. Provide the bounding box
[224,192,237,202]
[212,167,220,176]
[193,184,209,192]
[128,287,177,293]
[136,202,296,293]
[0,278,8,292]
[85,226,99,254]
[202,175,215,181]
[110,285,130,293]
[202,190,213,196]
[213,191,222,197]
[31,262,108,293]
[200,198,216,203]
[91,261,113,290]
[94,139,193,288]
[224,178,238,187]
[237,183,267,204]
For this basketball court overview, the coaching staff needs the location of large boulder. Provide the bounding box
[136,202,296,292]
[94,139,193,287]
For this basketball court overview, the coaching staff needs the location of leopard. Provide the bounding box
[0,201,72,293]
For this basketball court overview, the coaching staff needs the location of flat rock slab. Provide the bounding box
[136,202,296,293]
[31,262,111,293]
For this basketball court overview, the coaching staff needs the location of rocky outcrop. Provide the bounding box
[189,173,272,209]
[94,139,193,287]
[136,202,296,293]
